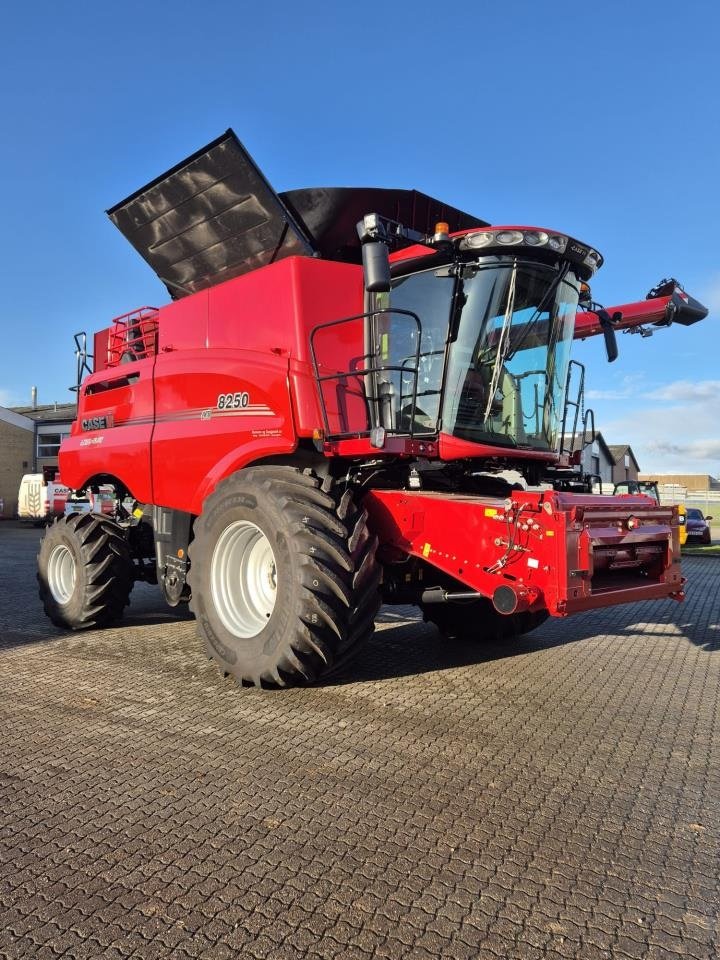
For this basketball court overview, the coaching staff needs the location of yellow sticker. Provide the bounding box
[422,542,432,557]
[484,508,498,517]
[133,507,144,519]
[545,529,554,537]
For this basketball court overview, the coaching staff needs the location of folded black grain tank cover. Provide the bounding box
[107,129,487,299]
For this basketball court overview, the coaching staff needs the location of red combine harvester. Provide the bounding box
[38,130,708,686]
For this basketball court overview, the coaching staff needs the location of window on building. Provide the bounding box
[592,455,600,475]
[37,431,70,458]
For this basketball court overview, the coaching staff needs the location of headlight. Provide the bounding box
[495,230,524,245]
[523,230,549,246]
[548,235,568,252]
[463,231,495,249]
[457,227,602,275]
[583,249,602,270]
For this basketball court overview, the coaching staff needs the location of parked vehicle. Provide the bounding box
[37,130,708,687]
[63,486,117,518]
[18,473,70,523]
[685,508,713,544]
[613,480,688,546]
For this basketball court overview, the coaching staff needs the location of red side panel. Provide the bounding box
[67,255,366,511]
[311,315,368,436]
[93,328,110,373]
[60,356,155,503]
[157,290,209,352]
[291,258,364,363]
[151,348,295,514]
[206,256,366,438]
[437,432,558,463]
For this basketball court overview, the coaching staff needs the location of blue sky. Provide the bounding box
[1,1,718,475]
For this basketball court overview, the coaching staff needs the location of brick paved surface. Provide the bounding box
[0,523,718,959]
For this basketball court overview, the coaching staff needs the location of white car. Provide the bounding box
[63,487,117,518]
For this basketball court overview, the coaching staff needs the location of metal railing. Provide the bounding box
[309,308,422,440]
[107,307,159,367]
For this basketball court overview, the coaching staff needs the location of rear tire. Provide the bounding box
[422,597,548,641]
[38,514,133,629]
[188,467,381,687]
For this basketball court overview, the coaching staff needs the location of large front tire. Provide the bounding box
[188,467,381,687]
[37,514,133,629]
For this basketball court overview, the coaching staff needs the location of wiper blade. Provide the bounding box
[484,262,518,421]
[505,263,570,361]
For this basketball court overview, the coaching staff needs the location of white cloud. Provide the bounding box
[588,370,720,474]
[600,403,720,476]
[644,379,720,402]
[586,387,634,400]
[586,373,647,402]
[646,439,720,462]
[588,376,720,405]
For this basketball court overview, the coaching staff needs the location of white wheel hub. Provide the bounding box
[48,544,77,605]
[211,520,277,638]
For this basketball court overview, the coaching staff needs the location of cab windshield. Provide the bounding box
[380,258,580,451]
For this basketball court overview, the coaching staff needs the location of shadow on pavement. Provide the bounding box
[2,525,717,679]
[322,598,720,687]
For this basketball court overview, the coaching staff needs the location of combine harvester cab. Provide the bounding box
[38,129,709,686]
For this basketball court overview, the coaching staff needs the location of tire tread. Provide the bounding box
[189,466,381,687]
[38,514,133,630]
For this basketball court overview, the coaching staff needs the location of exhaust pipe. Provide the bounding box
[491,585,539,615]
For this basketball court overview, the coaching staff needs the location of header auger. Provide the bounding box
[38,129,709,687]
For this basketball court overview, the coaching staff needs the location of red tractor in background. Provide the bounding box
[38,130,709,687]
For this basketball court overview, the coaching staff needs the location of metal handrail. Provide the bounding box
[107,306,159,367]
[309,308,423,440]
[71,331,93,394]
[559,359,586,456]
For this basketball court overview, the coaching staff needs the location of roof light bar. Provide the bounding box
[459,228,603,275]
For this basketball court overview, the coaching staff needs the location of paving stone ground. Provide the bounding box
[0,523,718,959]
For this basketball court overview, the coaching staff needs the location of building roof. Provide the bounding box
[562,430,613,460]
[0,405,34,431]
[11,403,76,423]
[607,444,641,472]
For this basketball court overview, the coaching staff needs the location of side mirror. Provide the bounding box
[706,516,713,521]
[597,309,620,363]
[361,240,391,293]
[603,324,619,363]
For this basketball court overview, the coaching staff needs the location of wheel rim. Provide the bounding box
[211,520,277,638]
[48,544,76,605]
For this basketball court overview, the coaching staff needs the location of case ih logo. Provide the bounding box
[81,414,113,431]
